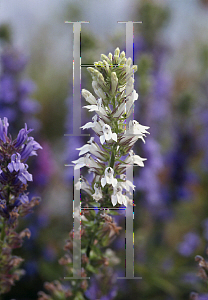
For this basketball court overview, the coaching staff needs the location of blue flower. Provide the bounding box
[20,137,42,161]
[14,123,33,148]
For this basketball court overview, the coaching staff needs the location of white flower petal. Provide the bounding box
[112,178,118,188]
[101,177,106,187]
[111,195,117,206]
[76,144,91,156]
[100,135,105,145]
[111,133,117,142]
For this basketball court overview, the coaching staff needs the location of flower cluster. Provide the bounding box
[72,47,149,207]
[0,117,42,294]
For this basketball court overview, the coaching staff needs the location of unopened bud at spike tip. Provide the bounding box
[108,52,113,62]
[120,51,125,59]
[126,57,132,66]
[114,47,120,57]
[111,72,118,94]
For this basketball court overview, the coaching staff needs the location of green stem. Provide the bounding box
[1,219,5,241]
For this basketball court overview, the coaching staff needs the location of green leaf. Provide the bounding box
[86,263,98,274]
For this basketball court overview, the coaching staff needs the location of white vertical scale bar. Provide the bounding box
[65,21,90,137]
[126,21,134,279]
[64,21,90,280]
[117,21,142,280]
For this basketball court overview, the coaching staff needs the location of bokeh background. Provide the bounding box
[1,0,208,299]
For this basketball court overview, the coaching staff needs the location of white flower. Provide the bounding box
[72,153,102,170]
[76,137,109,160]
[128,120,149,135]
[120,120,150,144]
[104,248,120,265]
[74,176,92,195]
[111,184,128,206]
[73,206,87,221]
[126,90,138,113]
[113,89,138,118]
[81,89,97,105]
[92,80,106,99]
[100,124,117,145]
[120,174,136,193]
[92,183,102,201]
[101,167,117,188]
[124,150,147,167]
[81,115,98,130]
[83,98,109,122]
[81,115,105,136]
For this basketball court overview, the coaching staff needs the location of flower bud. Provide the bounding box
[101,54,111,65]
[92,81,106,99]
[114,47,120,57]
[103,60,110,73]
[81,89,97,105]
[111,72,118,95]
[113,55,119,64]
[119,57,126,65]
[108,52,113,62]
[87,67,96,79]
[120,51,125,59]
[126,57,132,66]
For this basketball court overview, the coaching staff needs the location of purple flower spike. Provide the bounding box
[0,117,9,143]
[14,123,33,148]
[20,137,42,161]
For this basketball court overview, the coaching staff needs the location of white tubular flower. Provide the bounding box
[73,206,87,221]
[126,77,134,91]
[83,104,99,112]
[101,167,117,188]
[111,72,118,94]
[113,89,138,119]
[120,174,136,193]
[76,137,109,160]
[81,89,97,105]
[111,185,127,206]
[126,90,138,113]
[75,176,92,195]
[124,150,147,167]
[92,81,106,99]
[72,153,101,170]
[104,248,120,265]
[100,124,117,145]
[127,120,150,143]
[76,137,94,156]
[92,183,102,202]
[83,98,109,123]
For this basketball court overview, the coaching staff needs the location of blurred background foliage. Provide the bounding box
[1,0,208,299]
